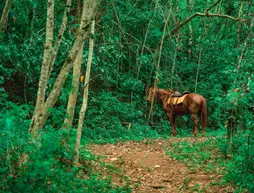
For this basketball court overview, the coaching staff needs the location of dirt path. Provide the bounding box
[88,138,234,193]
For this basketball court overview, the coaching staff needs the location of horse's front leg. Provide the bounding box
[167,113,176,136]
[191,114,198,136]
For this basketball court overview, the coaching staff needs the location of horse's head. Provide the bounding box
[146,87,156,102]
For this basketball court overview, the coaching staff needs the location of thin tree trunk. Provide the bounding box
[136,0,158,79]
[188,23,193,58]
[194,22,209,93]
[29,8,35,44]
[29,0,97,136]
[170,1,179,88]
[170,40,178,88]
[0,0,12,33]
[247,0,253,17]
[63,43,84,129]
[157,11,171,70]
[236,1,244,47]
[74,19,95,165]
[47,0,72,81]
[147,11,171,124]
[29,0,55,137]
[234,14,254,85]
[237,15,254,71]
[187,0,193,58]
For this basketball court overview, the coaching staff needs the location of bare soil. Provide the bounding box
[88,138,234,193]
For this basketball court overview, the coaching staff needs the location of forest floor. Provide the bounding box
[88,137,235,193]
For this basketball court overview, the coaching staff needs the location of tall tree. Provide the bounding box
[74,19,95,165]
[0,0,12,33]
[29,0,98,137]
[63,44,84,129]
[29,0,55,137]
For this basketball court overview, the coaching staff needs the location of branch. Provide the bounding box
[205,0,222,13]
[164,12,244,40]
[196,12,244,21]
[166,12,198,38]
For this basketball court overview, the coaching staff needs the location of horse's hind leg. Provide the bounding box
[172,115,176,136]
[191,114,198,136]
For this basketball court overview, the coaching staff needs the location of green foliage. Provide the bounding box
[217,132,254,192]
[1,0,253,191]
[166,138,225,173]
[83,91,160,143]
[0,108,131,192]
[165,132,254,192]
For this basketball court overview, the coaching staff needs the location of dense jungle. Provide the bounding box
[0,0,253,192]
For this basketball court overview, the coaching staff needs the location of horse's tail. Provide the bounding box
[201,98,207,128]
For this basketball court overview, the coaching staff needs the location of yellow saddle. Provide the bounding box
[167,95,187,105]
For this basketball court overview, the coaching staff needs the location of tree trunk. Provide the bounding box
[63,43,84,129]
[194,22,209,92]
[170,41,178,88]
[47,0,72,81]
[0,0,12,33]
[147,11,171,124]
[236,15,254,71]
[136,0,158,79]
[187,0,193,58]
[74,19,95,165]
[29,0,97,137]
[29,0,55,137]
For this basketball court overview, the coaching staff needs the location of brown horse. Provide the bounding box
[147,87,207,136]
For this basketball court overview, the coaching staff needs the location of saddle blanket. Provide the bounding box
[167,95,187,105]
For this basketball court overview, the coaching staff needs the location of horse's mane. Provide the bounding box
[157,88,173,95]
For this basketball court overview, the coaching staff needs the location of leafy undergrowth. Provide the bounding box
[165,137,226,174]
[0,128,131,192]
[0,105,130,193]
[165,134,254,193]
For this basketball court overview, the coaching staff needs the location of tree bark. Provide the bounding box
[74,19,95,165]
[29,0,97,137]
[170,40,178,88]
[47,0,72,81]
[186,0,193,58]
[0,0,12,33]
[29,0,55,137]
[147,11,171,124]
[63,43,84,129]
[194,23,209,92]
